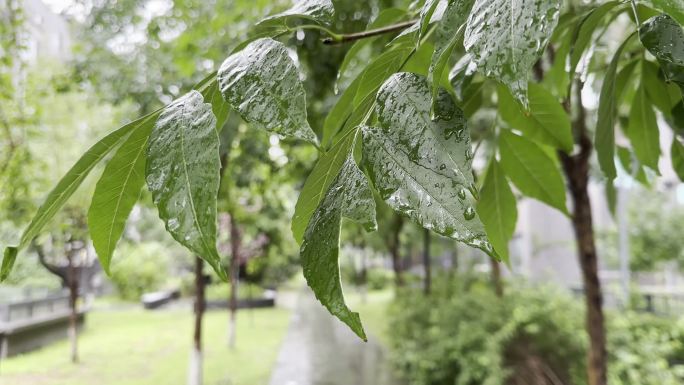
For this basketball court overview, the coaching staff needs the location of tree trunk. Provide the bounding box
[67,250,79,364]
[490,257,503,297]
[228,214,240,349]
[389,214,405,287]
[560,82,607,385]
[188,257,204,385]
[423,228,431,295]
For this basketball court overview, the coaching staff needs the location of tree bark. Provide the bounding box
[188,257,204,385]
[228,214,240,349]
[490,257,503,297]
[388,214,405,287]
[559,83,607,385]
[423,228,431,295]
[67,249,79,364]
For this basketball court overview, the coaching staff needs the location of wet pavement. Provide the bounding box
[269,289,397,385]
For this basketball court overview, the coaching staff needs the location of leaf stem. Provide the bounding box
[629,0,641,25]
[292,24,342,41]
[322,20,418,45]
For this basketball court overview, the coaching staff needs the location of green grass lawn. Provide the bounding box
[1,305,291,385]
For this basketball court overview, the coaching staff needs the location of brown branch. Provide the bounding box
[322,20,417,45]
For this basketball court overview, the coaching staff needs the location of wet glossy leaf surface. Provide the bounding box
[499,131,568,215]
[596,33,636,179]
[146,91,226,279]
[429,0,475,105]
[497,83,573,152]
[0,110,161,280]
[89,117,152,274]
[300,149,376,340]
[464,0,561,106]
[626,83,660,172]
[643,0,684,25]
[218,38,318,145]
[477,159,516,263]
[259,0,334,26]
[639,14,684,98]
[362,73,492,255]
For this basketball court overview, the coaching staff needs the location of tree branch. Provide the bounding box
[322,20,417,45]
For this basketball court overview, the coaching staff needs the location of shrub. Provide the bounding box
[109,242,170,300]
[387,277,684,385]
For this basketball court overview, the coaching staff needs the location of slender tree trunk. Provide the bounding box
[389,214,405,287]
[490,257,503,297]
[560,83,607,385]
[423,228,431,295]
[228,214,240,349]
[188,257,204,385]
[67,250,79,364]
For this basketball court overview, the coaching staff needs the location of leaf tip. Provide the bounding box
[1,246,19,282]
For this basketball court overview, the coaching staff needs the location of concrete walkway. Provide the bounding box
[269,289,397,385]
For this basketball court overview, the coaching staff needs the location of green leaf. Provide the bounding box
[218,38,318,145]
[0,110,161,281]
[626,83,661,172]
[642,0,684,25]
[429,0,475,107]
[88,117,153,274]
[499,131,568,215]
[605,180,617,218]
[639,14,684,98]
[617,146,649,185]
[418,0,442,42]
[671,138,684,181]
[569,1,623,76]
[258,0,335,26]
[497,83,573,152]
[362,73,492,256]
[642,60,676,115]
[146,91,226,280]
[301,138,376,340]
[353,46,413,108]
[336,8,407,86]
[292,130,356,244]
[464,0,561,107]
[477,159,516,263]
[322,76,361,148]
[595,33,636,179]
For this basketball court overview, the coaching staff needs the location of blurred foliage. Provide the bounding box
[388,276,684,385]
[109,242,170,300]
[599,188,684,271]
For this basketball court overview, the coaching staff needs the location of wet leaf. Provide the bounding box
[596,33,636,179]
[292,130,356,244]
[146,91,226,280]
[300,144,376,340]
[639,14,684,98]
[362,73,492,255]
[0,110,162,281]
[89,118,152,274]
[464,0,561,107]
[672,138,684,181]
[418,0,442,42]
[626,83,660,172]
[642,0,684,25]
[477,159,516,263]
[218,38,318,145]
[258,0,334,26]
[499,131,568,215]
[497,83,573,152]
[429,0,475,107]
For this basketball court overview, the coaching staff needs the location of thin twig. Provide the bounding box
[322,20,418,45]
